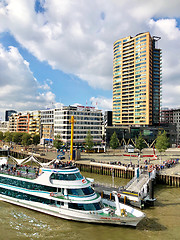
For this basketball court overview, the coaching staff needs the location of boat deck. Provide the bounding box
[0,165,37,180]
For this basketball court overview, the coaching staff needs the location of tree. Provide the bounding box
[85,130,94,150]
[53,135,63,150]
[21,133,32,146]
[32,134,40,145]
[4,131,13,143]
[0,131,4,141]
[155,131,169,161]
[110,131,119,149]
[12,132,23,144]
[135,132,146,154]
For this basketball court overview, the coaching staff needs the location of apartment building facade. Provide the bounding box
[40,109,54,144]
[113,32,162,126]
[8,111,40,135]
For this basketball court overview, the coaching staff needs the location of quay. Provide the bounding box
[1,149,180,189]
[1,148,180,208]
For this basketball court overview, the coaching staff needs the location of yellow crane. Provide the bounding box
[70,116,75,161]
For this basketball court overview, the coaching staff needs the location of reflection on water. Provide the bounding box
[0,173,180,240]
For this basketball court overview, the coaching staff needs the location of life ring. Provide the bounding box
[82,179,86,183]
[117,193,121,198]
[148,165,153,173]
[50,192,54,197]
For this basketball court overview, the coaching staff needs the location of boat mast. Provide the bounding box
[70,115,75,161]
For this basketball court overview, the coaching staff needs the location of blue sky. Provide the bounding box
[0,31,112,108]
[0,0,180,120]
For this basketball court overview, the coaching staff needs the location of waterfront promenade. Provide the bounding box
[7,145,180,176]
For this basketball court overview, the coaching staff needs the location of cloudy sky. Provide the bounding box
[0,0,180,120]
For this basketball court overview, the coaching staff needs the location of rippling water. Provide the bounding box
[0,172,180,240]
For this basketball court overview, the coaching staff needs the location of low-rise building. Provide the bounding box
[0,121,8,133]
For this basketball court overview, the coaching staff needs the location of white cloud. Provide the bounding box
[90,96,112,111]
[0,44,56,119]
[0,0,180,109]
[149,18,180,109]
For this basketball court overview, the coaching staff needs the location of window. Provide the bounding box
[67,186,94,196]
[0,176,56,192]
[68,202,104,211]
[50,172,83,181]
[0,187,61,205]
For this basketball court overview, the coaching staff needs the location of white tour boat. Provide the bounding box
[0,158,145,227]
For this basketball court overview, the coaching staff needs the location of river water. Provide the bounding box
[0,172,180,240]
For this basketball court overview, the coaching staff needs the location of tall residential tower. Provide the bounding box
[113,32,161,126]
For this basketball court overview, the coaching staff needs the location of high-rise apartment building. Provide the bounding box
[113,32,162,126]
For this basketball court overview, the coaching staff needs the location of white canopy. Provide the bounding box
[8,155,56,168]
[0,157,8,165]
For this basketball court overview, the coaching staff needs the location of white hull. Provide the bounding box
[0,194,143,226]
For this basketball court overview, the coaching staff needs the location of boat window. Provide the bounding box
[56,201,64,206]
[68,202,104,211]
[0,176,57,192]
[67,187,94,196]
[0,186,56,205]
[50,172,83,181]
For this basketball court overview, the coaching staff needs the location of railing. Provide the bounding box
[0,167,37,180]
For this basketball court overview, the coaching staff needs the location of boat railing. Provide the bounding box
[0,168,37,180]
[92,181,119,189]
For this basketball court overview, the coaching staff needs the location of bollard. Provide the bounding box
[149,179,154,200]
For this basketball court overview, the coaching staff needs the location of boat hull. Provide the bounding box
[0,194,143,226]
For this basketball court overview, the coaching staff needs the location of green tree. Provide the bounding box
[155,131,169,161]
[85,130,94,151]
[12,132,23,144]
[21,133,32,146]
[110,131,119,149]
[53,134,63,150]
[4,131,13,143]
[0,131,4,141]
[32,134,40,145]
[135,132,146,153]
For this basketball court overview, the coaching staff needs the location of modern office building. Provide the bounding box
[54,106,103,145]
[113,32,162,126]
[5,110,17,121]
[173,109,180,145]
[161,108,180,145]
[106,123,176,148]
[161,109,173,123]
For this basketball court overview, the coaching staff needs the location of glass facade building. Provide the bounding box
[113,32,162,126]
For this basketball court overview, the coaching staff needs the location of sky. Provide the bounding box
[0,0,180,120]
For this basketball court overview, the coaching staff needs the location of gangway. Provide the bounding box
[93,169,156,209]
